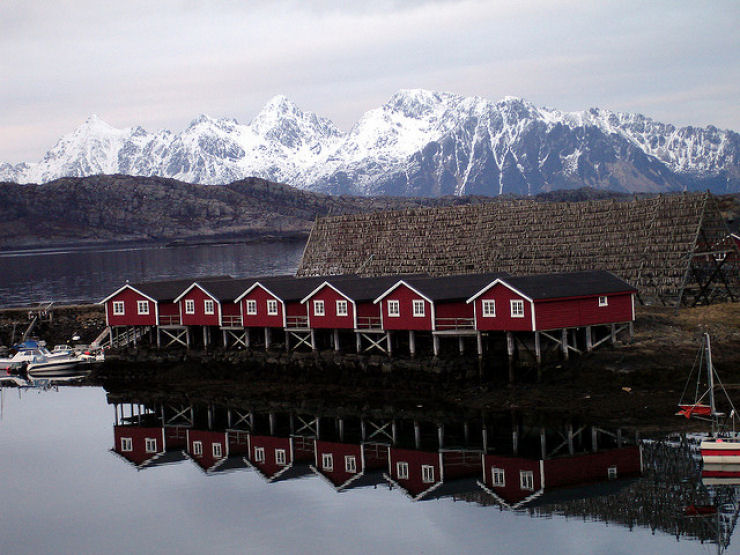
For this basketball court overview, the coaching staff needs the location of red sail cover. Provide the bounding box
[677,404,712,418]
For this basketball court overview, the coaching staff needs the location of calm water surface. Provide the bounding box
[0,240,305,307]
[0,385,733,554]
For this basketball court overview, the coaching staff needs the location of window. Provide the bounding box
[120,437,132,452]
[345,455,357,473]
[608,466,618,480]
[336,300,348,316]
[598,296,608,307]
[254,447,265,462]
[421,464,435,483]
[211,443,222,458]
[413,300,425,317]
[397,461,409,479]
[492,467,505,487]
[510,300,525,318]
[520,470,534,490]
[137,300,149,315]
[267,299,278,315]
[322,453,334,471]
[482,300,496,317]
[204,299,215,315]
[246,299,257,315]
[185,299,195,314]
[145,438,157,453]
[112,301,125,315]
[193,441,203,456]
[275,449,287,466]
[387,299,400,317]
[314,300,325,316]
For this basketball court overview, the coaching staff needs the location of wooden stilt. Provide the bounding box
[534,331,542,380]
[414,421,421,449]
[409,330,416,357]
[186,327,190,348]
[265,328,272,350]
[269,413,275,436]
[356,332,361,353]
[628,321,634,340]
[391,420,397,445]
[202,326,208,347]
[310,329,316,351]
[591,427,598,452]
[333,329,340,352]
[433,335,440,357]
[458,336,464,355]
[512,425,519,456]
[610,323,617,345]
[506,331,515,383]
[387,332,392,356]
[482,425,488,453]
[156,328,161,348]
[338,418,344,442]
[360,419,366,441]
[223,329,228,347]
[476,332,483,357]
[437,424,444,449]
[540,427,546,460]
[585,326,593,352]
[285,330,290,352]
[561,328,568,361]
[568,424,574,455]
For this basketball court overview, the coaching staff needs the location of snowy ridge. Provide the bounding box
[1,90,738,196]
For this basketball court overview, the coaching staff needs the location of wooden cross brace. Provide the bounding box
[226,329,249,349]
[164,404,193,426]
[360,332,388,354]
[289,331,312,351]
[366,420,394,442]
[161,327,187,348]
[294,415,318,436]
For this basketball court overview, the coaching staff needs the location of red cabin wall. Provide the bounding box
[379,285,432,331]
[356,301,381,328]
[306,286,355,329]
[158,302,180,325]
[474,285,533,332]
[106,288,157,327]
[180,287,220,326]
[315,441,363,487]
[114,425,163,465]
[435,301,474,330]
[388,448,441,497]
[534,294,633,330]
[543,447,641,487]
[187,429,228,471]
[241,287,284,328]
[482,455,542,504]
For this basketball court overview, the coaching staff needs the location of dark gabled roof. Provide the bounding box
[256,275,327,302]
[131,275,233,303]
[503,271,636,301]
[402,272,510,302]
[325,274,425,303]
[200,278,255,303]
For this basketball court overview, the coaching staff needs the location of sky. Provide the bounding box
[1,0,738,164]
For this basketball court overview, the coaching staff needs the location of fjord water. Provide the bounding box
[0,386,726,554]
[0,239,306,308]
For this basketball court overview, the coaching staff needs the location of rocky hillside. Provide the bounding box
[0,174,488,248]
[2,90,738,196]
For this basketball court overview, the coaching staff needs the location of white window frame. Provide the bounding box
[112,301,125,315]
[608,466,618,480]
[313,299,325,316]
[322,453,334,471]
[145,437,157,453]
[120,437,133,452]
[275,448,287,466]
[204,299,215,315]
[336,300,348,316]
[137,300,149,315]
[345,455,357,473]
[246,299,257,315]
[185,299,195,314]
[492,467,505,487]
[598,296,608,307]
[413,299,425,318]
[213,442,223,458]
[482,299,496,317]
[387,299,400,317]
[397,461,409,479]
[520,470,534,490]
[510,299,525,318]
[254,446,265,462]
[267,299,278,316]
[193,440,203,456]
[421,464,435,483]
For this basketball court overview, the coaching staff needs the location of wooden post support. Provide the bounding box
[387,332,392,357]
[265,327,272,349]
[223,329,228,347]
[585,326,593,352]
[186,327,190,348]
[476,332,483,357]
[109,327,114,348]
[269,413,275,436]
[360,419,366,441]
[208,405,213,430]
[285,331,290,352]
[437,423,444,449]
[156,328,161,348]
[617,428,623,448]
[391,420,397,445]
[433,335,440,357]
[610,323,617,345]
[338,418,344,442]
[506,331,515,383]
[310,329,316,351]
[628,321,634,341]
[409,330,416,357]
[333,329,340,352]
[414,421,421,449]
[245,328,250,348]
[568,424,574,455]
[482,425,488,453]
[458,336,464,355]
[512,425,519,456]
[534,331,541,365]
[561,328,568,361]
[356,332,361,353]
[132,328,137,347]
[202,326,208,347]
[540,427,547,460]
[591,426,598,452]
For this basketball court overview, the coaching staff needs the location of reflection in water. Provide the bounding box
[0,240,305,307]
[106,391,740,551]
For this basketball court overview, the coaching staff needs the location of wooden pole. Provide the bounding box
[414,421,421,449]
[333,329,340,352]
[561,328,568,361]
[285,330,290,352]
[387,332,392,357]
[156,328,161,348]
[540,427,546,459]
[202,326,208,348]
[356,332,361,353]
[409,330,416,357]
[534,331,542,381]
[265,328,272,350]
[458,336,464,355]
[585,326,593,352]
[433,335,440,357]
[437,424,444,449]
[506,331,515,383]
[476,332,483,357]
[610,323,617,345]
[310,329,316,351]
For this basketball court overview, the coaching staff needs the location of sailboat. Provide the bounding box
[677,333,740,463]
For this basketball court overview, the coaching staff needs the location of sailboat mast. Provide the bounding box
[707,333,716,417]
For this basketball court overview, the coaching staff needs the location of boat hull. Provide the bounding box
[26,359,82,377]
[700,440,740,464]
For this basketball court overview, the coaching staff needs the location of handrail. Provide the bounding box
[356,316,381,329]
[285,315,309,328]
[159,314,182,326]
[434,317,475,330]
[221,315,243,327]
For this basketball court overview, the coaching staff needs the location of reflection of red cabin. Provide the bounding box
[311,441,389,490]
[468,271,636,332]
[102,285,158,327]
[479,446,643,508]
[246,435,315,482]
[385,447,481,500]
[185,429,228,472]
[113,425,166,467]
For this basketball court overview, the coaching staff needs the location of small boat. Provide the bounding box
[677,333,740,463]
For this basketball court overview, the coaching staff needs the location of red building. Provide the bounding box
[311,440,389,491]
[246,435,315,482]
[478,446,643,509]
[467,271,636,332]
[185,429,229,473]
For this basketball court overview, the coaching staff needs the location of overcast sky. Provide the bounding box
[1,0,738,163]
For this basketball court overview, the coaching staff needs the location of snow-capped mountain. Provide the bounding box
[2,90,738,196]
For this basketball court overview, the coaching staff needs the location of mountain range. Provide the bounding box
[2,90,738,196]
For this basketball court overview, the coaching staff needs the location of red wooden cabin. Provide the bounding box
[246,435,315,482]
[174,283,223,327]
[113,425,166,467]
[185,429,228,472]
[467,271,636,332]
[310,440,390,491]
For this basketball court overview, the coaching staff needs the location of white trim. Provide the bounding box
[145,437,157,453]
[173,282,220,305]
[387,299,400,317]
[631,293,635,321]
[267,299,279,316]
[321,452,334,472]
[313,299,325,316]
[137,300,150,315]
[336,299,348,317]
[421,464,435,483]
[204,299,215,315]
[467,278,534,304]
[300,281,348,305]
[531,301,537,331]
[99,283,157,305]
[184,299,195,315]
[373,280,434,305]
[246,299,258,315]
[345,455,357,473]
[510,299,525,318]
[412,299,426,317]
[481,299,496,317]
[234,281,278,304]
[112,301,125,316]
[275,448,287,466]
[397,461,409,479]
[491,466,505,487]
[301,281,357,328]
[120,437,133,452]
[598,296,608,307]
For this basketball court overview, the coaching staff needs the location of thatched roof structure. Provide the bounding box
[297,192,739,306]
